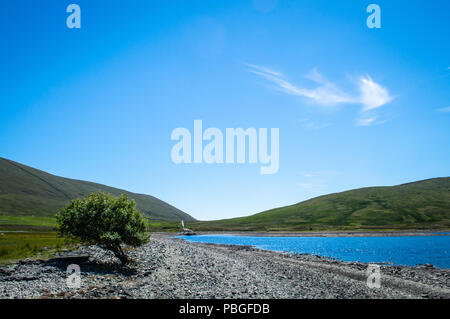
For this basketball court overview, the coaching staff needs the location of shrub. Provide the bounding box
[56,192,149,264]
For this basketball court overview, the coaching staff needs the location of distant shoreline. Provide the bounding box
[184,230,450,238]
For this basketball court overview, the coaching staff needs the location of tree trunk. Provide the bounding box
[111,245,129,265]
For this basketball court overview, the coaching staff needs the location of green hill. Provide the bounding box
[0,157,195,221]
[193,178,450,231]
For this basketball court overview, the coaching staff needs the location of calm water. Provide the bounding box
[175,234,450,269]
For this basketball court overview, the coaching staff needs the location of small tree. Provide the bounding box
[56,192,149,264]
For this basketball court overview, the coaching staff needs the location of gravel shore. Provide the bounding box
[1,233,449,299]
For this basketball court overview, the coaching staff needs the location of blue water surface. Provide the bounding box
[175,234,450,269]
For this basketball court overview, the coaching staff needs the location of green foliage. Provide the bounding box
[56,192,150,264]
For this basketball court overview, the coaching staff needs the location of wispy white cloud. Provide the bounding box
[246,64,354,106]
[246,64,394,125]
[437,106,450,113]
[356,116,377,126]
[298,117,330,130]
[355,115,389,127]
[358,76,393,111]
[303,122,331,130]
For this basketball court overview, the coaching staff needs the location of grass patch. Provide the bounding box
[146,220,183,232]
[0,214,56,232]
[0,232,78,264]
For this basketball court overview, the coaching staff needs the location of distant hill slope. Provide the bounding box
[194,178,450,231]
[0,158,195,221]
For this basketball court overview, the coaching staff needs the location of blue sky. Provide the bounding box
[1,0,449,220]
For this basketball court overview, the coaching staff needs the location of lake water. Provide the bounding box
[175,234,450,269]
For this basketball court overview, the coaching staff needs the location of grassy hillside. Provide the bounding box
[0,157,195,221]
[192,178,450,231]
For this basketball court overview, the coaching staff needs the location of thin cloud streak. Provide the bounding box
[246,64,354,106]
[437,106,450,113]
[246,64,394,125]
[355,115,388,127]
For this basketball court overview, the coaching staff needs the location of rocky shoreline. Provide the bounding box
[1,233,449,299]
